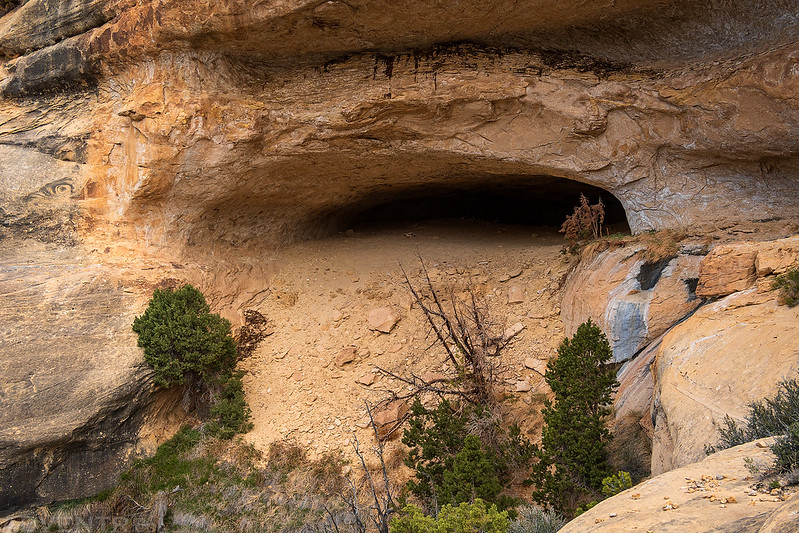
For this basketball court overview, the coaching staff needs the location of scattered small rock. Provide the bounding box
[523,357,547,374]
[368,307,399,333]
[335,347,357,366]
[502,322,525,341]
[508,286,525,304]
[356,373,375,386]
[421,371,447,383]
[515,380,532,392]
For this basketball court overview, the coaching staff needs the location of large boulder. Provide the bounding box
[651,289,799,475]
[697,236,799,298]
[0,241,184,512]
[561,242,702,363]
[561,438,796,533]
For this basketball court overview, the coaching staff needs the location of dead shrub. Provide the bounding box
[309,451,348,494]
[560,194,605,243]
[236,309,272,359]
[267,439,307,474]
[378,259,508,409]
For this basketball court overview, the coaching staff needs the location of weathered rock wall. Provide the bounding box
[3,0,799,514]
[565,234,799,478]
[2,1,799,256]
[0,240,190,511]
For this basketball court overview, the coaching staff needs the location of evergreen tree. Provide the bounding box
[402,398,532,513]
[531,319,618,515]
[132,284,237,387]
[133,284,251,438]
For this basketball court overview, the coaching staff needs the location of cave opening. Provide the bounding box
[334,176,630,235]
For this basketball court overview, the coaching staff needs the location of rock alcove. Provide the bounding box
[328,177,629,235]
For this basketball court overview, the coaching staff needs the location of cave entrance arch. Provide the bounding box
[329,175,630,235]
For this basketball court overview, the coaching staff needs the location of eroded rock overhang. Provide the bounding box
[1,0,799,252]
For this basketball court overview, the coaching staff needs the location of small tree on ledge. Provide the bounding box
[133,284,237,388]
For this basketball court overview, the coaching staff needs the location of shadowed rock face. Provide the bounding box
[0,241,158,511]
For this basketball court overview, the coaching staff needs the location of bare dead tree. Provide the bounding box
[386,258,508,406]
[345,402,398,533]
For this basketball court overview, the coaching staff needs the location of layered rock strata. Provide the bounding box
[2,1,799,256]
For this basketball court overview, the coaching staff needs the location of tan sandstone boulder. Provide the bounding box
[696,236,799,298]
[562,244,701,362]
[651,289,799,475]
[561,438,796,533]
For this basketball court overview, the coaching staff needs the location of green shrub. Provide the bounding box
[530,319,619,516]
[710,377,799,474]
[391,499,509,533]
[601,471,632,498]
[573,500,598,516]
[132,284,237,387]
[403,398,533,513]
[774,267,799,307]
[133,284,251,438]
[206,371,253,439]
[771,422,799,474]
[123,426,214,493]
[508,506,566,533]
[439,435,504,506]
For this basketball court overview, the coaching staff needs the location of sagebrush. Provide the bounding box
[709,377,799,476]
[774,267,799,307]
[508,506,566,533]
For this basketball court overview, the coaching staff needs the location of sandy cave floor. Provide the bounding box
[238,219,577,462]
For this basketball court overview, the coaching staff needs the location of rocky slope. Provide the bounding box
[2,0,799,526]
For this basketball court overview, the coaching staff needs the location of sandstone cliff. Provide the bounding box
[2,0,799,523]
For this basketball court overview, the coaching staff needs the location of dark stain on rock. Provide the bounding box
[374,53,394,79]
[638,257,673,290]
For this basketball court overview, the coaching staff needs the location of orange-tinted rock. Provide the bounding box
[755,236,799,276]
[562,439,789,533]
[651,289,799,475]
[372,399,409,441]
[697,236,799,298]
[696,245,757,298]
[334,346,357,366]
[367,307,399,334]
